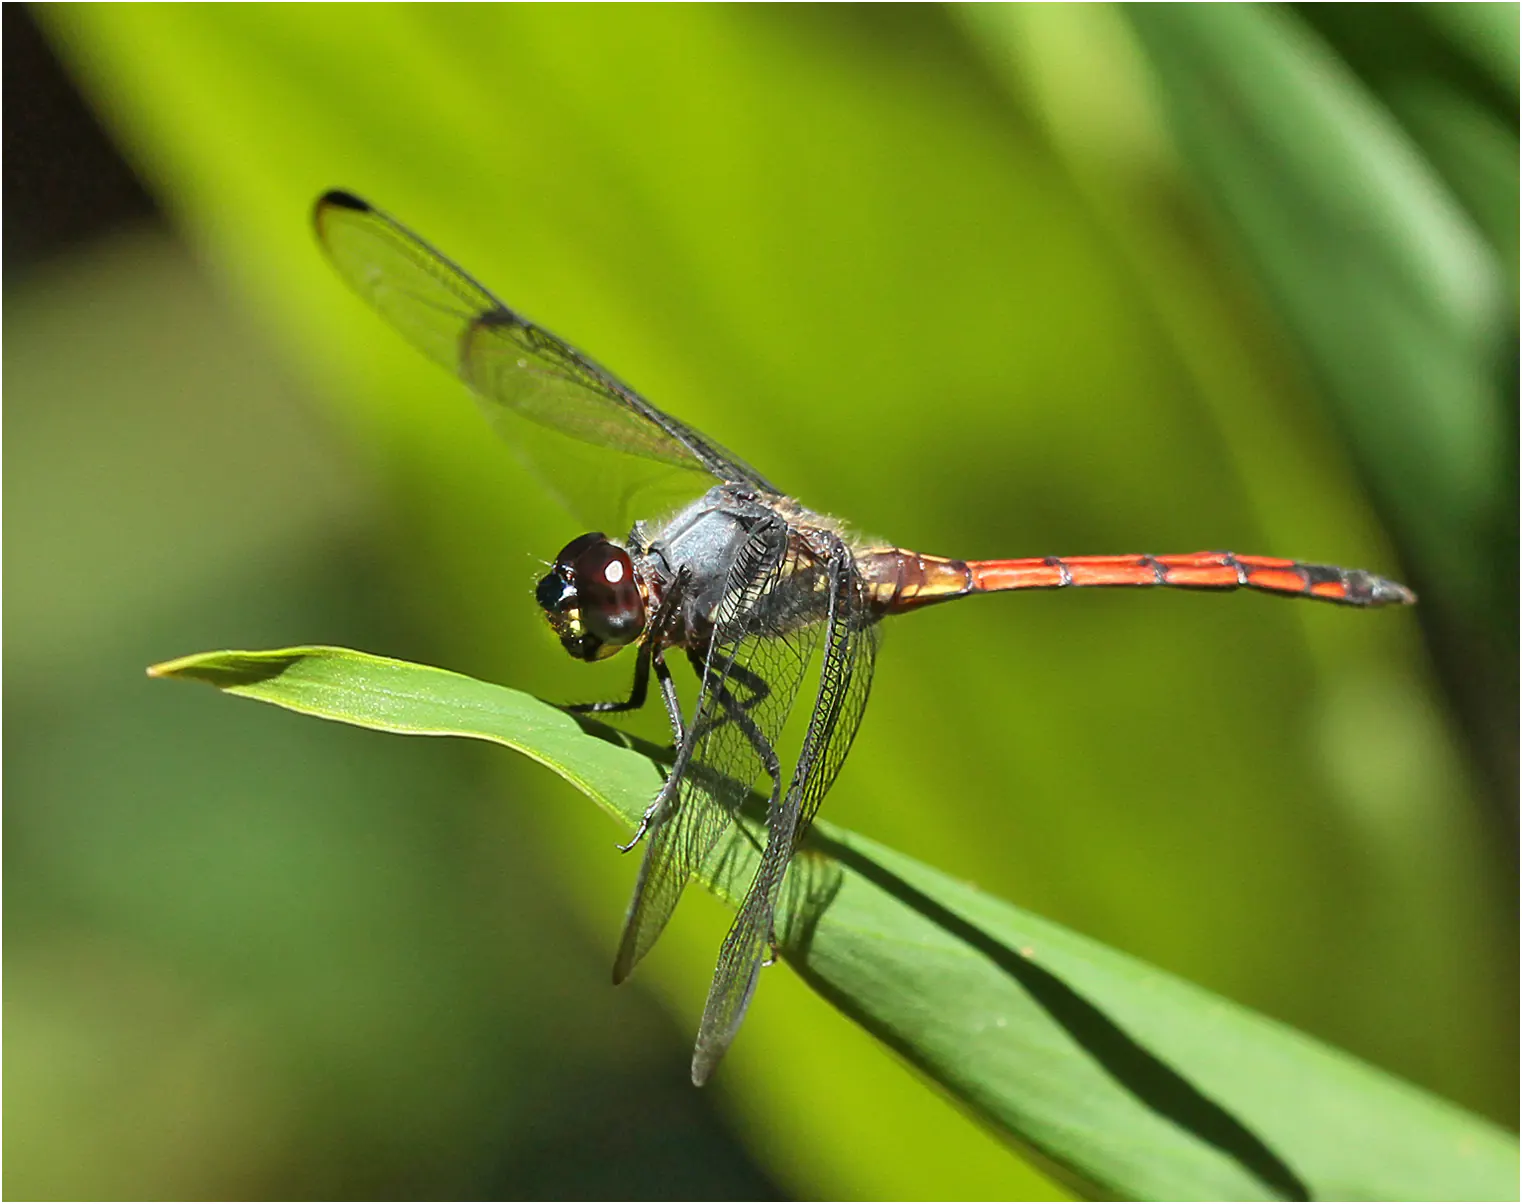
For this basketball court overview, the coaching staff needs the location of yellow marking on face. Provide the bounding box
[546,606,584,637]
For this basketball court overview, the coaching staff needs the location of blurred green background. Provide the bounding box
[6,4,1514,1199]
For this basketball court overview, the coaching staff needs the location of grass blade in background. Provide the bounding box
[1115,5,1518,829]
[1121,4,1507,601]
[26,4,1509,1195]
[151,646,1519,1201]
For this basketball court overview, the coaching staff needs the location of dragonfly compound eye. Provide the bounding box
[574,541,646,653]
[536,534,645,662]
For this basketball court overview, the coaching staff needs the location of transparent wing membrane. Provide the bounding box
[311,190,1415,1088]
[314,191,775,528]
[613,518,821,982]
[691,539,878,1084]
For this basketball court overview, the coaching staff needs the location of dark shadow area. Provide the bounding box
[147,650,309,689]
[565,708,843,963]
[773,845,846,964]
[3,4,158,278]
[565,708,675,770]
[560,708,1309,1197]
[808,832,1313,1202]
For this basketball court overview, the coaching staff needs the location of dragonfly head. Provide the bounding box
[537,533,648,662]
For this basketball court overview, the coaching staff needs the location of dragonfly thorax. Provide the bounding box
[537,533,648,661]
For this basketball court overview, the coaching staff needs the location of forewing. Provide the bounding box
[612,523,826,984]
[313,191,775,525]
[690,543,879,1084]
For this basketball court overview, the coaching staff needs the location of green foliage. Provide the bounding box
[17,4,1514,1199]
[151,646,1515,1200]
[1120,3,1512,611]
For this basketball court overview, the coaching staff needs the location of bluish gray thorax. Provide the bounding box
[636,485,789,639]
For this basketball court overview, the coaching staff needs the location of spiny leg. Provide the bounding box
[558,569,690,852]
[566,636,652,715]
[617,648,685,853]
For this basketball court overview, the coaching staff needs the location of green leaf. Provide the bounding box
[150,646,1517,1201]
[1116,5,1509,609]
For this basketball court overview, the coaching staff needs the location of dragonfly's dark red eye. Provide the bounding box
[573,541,646,649]
[536,533,645,661]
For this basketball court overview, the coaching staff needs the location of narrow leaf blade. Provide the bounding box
[151,646,1518,1200]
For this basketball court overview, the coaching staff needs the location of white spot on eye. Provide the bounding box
[604,559,625,584]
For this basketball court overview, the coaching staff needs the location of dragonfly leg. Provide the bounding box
[652,648,684,744]
[616,650,685,854]
[615,644,768,859]
[617,790,668,853]
[567,567,689,717]
[555,570,689,854]
[566,637,651,714]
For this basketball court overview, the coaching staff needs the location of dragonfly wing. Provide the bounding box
[314,191,777,525]
[794,593,879,834]
[690,536,879,1085]
[612,516,827,984]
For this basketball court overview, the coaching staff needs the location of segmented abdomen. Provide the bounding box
[860,548,1416,614]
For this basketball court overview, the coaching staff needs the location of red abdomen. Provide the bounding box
[859,548,1415,614]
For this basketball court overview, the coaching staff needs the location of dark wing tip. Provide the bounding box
[313,190,372,235]
[317,188,370,213]
[611,939,637,986]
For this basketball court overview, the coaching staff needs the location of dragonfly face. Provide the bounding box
[536,533,648,662]
[313,188,1415,1085]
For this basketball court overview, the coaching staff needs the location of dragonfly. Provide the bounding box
[313,189,1416,1085]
